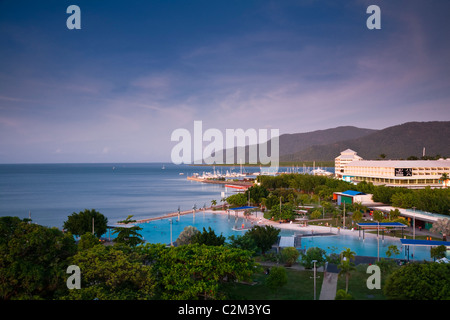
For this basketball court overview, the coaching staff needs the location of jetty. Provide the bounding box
[187,175,253,188]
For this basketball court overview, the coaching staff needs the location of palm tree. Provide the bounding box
[211,199,217,207]
[338,260,356,293]
[340,248,356,262]
[440,173,449,187]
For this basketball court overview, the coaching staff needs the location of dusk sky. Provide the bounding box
[1,0,449,163]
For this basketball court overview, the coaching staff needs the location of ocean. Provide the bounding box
[0,163,332,228]
[1,163,434,260]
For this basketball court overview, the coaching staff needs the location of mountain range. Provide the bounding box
[209,121,450,164]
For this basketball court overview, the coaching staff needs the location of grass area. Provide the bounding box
[222,268,324,300]
[335,264,388,300]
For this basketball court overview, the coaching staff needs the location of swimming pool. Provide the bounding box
[134,211,433,261]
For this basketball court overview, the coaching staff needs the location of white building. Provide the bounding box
[342,159,450,189]
[335,149,363,178]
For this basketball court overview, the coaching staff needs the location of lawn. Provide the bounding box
[222,268,324,300]
[335,263,389,300]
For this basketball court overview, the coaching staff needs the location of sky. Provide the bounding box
[0,0,449,163]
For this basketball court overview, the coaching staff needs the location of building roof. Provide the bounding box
[357,222,408,227]
[228,206,258,210]
[400,238,450,247]
[340,149,358,154]
[342,190,366,196]
[345,159,450,168]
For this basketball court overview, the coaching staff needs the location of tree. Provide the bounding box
[211,199,217,207]
[335,289,354,300]
[338,260,356,293]
[384,262,450,300]
[430,245,447,261]
[176,226,200,246]
[112,215,144,247]
[280,247,300,267]
[62,245,155,300]
[385,245,400,258]
[226,193,247,207]
[78,232,101,250]
[245,185,269,204]
[431,218,450,241]
[440,173,449,187]
[246,225,280,255]
[300,247,327,269]
[265,266,287,296]
[310,209,322,220]
[227,233,258,254]
[340,248,355,262]
[372,210,384,222]
[0,217,77,300]
[266,203,296,221]
[191,227,226,246]
[145,244,258,300]
[63,209,108,238]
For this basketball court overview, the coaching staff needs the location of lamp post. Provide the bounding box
[377,220,380,262]
[169,218,173,246]
[177,206,180,222]
[312,260,318,300]
[412,206,416,261]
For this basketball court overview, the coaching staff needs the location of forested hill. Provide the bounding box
[280,121,450,161]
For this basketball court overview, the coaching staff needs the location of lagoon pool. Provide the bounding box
[133,212,433,261]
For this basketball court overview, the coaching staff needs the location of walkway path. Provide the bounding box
[319,271,338,300]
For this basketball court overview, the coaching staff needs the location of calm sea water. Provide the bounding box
[0,163,434,260]
[0,163,324,228]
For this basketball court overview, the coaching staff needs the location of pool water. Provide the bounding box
[130,212,433,261]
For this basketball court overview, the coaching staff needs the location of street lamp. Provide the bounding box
[412,206,416,261]
[377,220,380,262]
[169,219,173,246]
[311,260,319,300]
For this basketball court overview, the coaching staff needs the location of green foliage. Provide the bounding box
[430,245,447,261]
[265,266,287,294]
[340,248,356,262]
[176,226,200,246]
[338,260,356,293]
[145,244,258,300]
[280,247,300,267]
[310,209,322,220]
[300,247,327,269]
[78,232,102,250]
[0,217,77,300]
[246,225,280,254]
[245,185,269,204]
[226,233,258,253]
[112,215,144,247]
[62,245,155,300]
[191,227,226,246]
[385,245,400,258]
[384,262,450,300]
[267,203,296,221]
[63,209,108,238]
[258,174,450,216]
[226,193,247,207]
[335,289,354,300]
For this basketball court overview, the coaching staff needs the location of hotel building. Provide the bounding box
[341,158,450,189]
[335,149,363,179]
